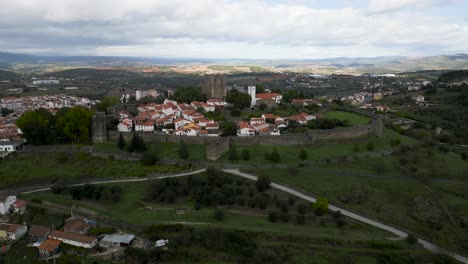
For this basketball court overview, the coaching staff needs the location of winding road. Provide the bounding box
[223,169,468,264]
[20,167,468,263]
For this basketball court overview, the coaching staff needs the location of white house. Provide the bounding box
[135,120,154,132]
[173,118,189,130]
[0,223,27,240]
[48,230,97,249]
[238,122,255,136]
[118,119,133,132]
[202,103,215,112]
[0,141,23,152]
[0,195,16,215]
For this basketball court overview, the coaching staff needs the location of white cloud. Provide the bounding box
[0,0,466,58]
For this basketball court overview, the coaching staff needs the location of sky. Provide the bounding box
[0,0,467,59]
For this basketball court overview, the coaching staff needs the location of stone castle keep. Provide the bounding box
[203,74,227,99]
[93,108,384,160]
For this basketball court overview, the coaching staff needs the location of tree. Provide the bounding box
[117,133,126,150]
[258,103,267,111]
[268,212,278,222]
[141,148,158,166]
[241,149,251,161]
[406,234,418,245]
[366,141,375,151]
[135,135,147,153]
[221,122,237,137]
[55,107,93,143]
[127,133,138,153]
[97,96,120,112]
[178,140,189,160]
[226,90,252,109]
[171,87,204,103]
[256,84,265,94]
[16,108,56,145]
[228,147,239,161]
[299,149,307,160]
[256,175,271,192]
[214,208,225,221]
[270,147,281,162]
[312,197,329,216]
[0,108,13,117]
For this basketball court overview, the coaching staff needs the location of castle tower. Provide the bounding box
[203,74,227,99]
[91,112,107,144]
[247,86,256,106]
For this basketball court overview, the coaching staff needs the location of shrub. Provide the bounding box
[299,149,308,160]
[297,203,307,214]
[333,210,342,219]
[296,215,305,225]
[268,212,278,222]
[242,149,251,161]
[178,140,189,160]
[280,213,290,222]
[256,175,271,192]
[366,141,375,151]
[312,197,328,216]
[270,147,281,162]
[461,151,468,160]
[406,234,418,245]
[140,150,158,165]
[264,152,271,161]
[193,202,201,211]
[214,208,225,221]
[228,147,239,161]
[89,227,115,236]
[390,138,401,146]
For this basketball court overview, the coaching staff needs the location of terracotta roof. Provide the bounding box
[0,223,23,233]
[12,199,27,208]
[48,230,96,244]
[256,93,281,100]
[38,239,62,252]
[239,122,253,130]
[206,123,219,128]
[64,219,90,234]
[29,226,50,237]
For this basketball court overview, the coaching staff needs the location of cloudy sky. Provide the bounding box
[0,0,467,59]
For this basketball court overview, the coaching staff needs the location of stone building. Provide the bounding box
[203,74,227,99]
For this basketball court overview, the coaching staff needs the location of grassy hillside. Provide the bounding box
[0,69,20,80]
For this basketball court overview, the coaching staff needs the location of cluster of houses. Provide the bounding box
[0,195,166,259]
[238,112,317,136]
[0,95,97,141]
[117,99,223,137]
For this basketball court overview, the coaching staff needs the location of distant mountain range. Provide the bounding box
[1,51,468,74]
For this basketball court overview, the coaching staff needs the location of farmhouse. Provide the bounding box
[0,223,27,240]
[48,230,97,248]
[28,226,51,242]
[37,239,62,258]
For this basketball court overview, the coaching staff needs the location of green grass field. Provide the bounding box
[323,110,371,126]
[220,129,414,165]
[242,167,468,255]
[94,141,207,161]
[24,180,390,241]
[0,152,185,190]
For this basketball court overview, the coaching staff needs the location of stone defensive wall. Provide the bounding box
[104,108,383,160]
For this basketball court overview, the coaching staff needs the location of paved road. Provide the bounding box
[20,167,468,263]
[21,169,207,195]
[223,169,468,264]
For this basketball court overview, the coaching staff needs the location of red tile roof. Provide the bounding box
[48,230,96,244]
[38,239,62,252]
